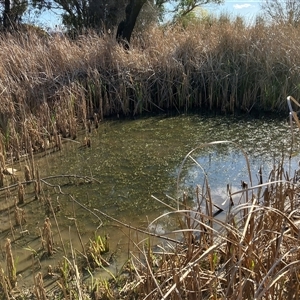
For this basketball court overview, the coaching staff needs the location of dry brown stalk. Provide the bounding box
[34,168,41,199]
[87,119,92,133]
[72,217,91,270]
[0,267,10,299]
[17,182,25,204]
[24,165,31,182]
[56,134,62,150]
[44,195,67,256]
[42,217,53,256]
[0,168,4,188]
[5,238,16,288]
[34,272,47,300]
[82,136,92,148]
[94,113,99,129]
[14,203,26,226]
[0,153,5,170]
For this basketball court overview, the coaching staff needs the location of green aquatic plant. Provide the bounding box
[24,245,38,258]
[87,234,110,269]
[56,257,71,298]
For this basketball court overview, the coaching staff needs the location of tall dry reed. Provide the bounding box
[0,17,299,162]
[118,153,300,299]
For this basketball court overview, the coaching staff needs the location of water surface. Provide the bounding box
[1,114,299,286]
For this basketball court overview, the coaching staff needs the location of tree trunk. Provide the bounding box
[3,0,11,29]
[116,0,147,48]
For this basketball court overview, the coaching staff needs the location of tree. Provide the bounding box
[116,0,147,48]
[261,0,300,26]
[170,0,222,21]
[0,0,28,29]
[116,0,223,48]
[26,0,222,39]
[32,0,128,32]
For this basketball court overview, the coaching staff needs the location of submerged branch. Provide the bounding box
[94,208,184,245]
[0,174,101,193]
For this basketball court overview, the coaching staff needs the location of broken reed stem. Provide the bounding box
[7,196,16,242]
[14,201,26,226]
[33,166,42,200]
[0,153,5,170]
[0,267,10,298]
[35,167,41,199]
[56,134,62,150]
[0,168,4,188]
[42,217,53,256]
[47,196,67,256]
[34,272,47,300]
[24,165,31,182]
[73,217,91,269]
[5,238,17,288]
[18,182,25,204]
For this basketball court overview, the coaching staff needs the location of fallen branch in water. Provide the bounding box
[93,208,185,246]
[0,174,101,192]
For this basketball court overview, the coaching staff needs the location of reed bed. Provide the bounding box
[125,175,300,299]
[0,17,300,161]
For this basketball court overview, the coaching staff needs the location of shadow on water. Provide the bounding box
[1,113,300,287]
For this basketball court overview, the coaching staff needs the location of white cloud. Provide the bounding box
[233,4,252,9]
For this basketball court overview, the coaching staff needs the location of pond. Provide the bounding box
[1,113,299,287]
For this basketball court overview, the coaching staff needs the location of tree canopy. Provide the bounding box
[0,0,28,29]
[0,0,224,32]
[261,0,300,26]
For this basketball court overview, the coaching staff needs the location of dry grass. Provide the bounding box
[116,145,300,299]
[0,17,300,162]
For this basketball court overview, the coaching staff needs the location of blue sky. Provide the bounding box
[38,0,262,30]
[207,0,261,22]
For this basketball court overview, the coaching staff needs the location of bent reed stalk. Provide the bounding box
[114,145,300,299]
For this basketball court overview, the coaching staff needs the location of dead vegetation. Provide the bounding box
[0,17,300,299]
[0,17,300,165]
